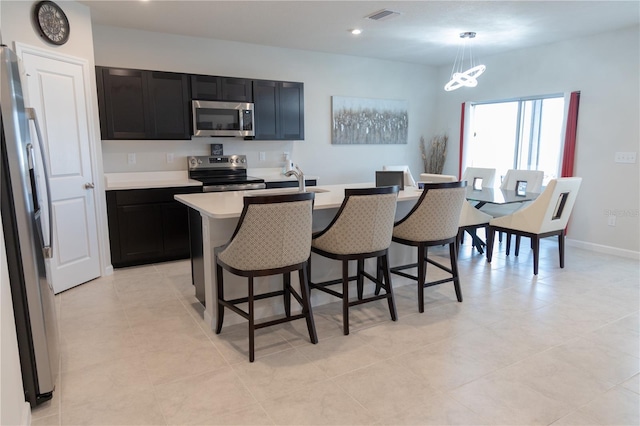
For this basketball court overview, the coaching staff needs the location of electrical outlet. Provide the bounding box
[608,215,616,226]
[166,153,174,163]
[259,152,266,161]
[614,152,637,163]
[127,153,136,165]
[283,151,290,161]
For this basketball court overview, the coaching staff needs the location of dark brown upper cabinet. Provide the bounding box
[253,80,304,140]
[190,75,253,102]
[96,67,191,140]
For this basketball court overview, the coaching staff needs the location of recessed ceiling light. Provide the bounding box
[350,29,362,35]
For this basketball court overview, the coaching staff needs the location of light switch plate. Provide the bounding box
[259,152,266,161]
[614,151,637,163]
[166,153,174,163]
[127,153,136,165]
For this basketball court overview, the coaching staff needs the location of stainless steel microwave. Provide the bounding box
[192,100,255,137]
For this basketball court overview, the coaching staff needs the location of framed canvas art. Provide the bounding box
[332,96,408,144]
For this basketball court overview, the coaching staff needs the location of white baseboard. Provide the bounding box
[103,264,114,276]
[22,401,31,425]
[566,238,640,260]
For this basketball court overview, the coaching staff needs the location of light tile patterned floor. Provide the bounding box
[31,239,639,425]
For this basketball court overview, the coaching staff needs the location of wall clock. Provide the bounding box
[33,1,70,45]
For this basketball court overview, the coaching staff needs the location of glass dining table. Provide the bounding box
[464,186,541,253]
[466,186,541,208]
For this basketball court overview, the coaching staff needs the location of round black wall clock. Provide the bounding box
[33,1,70,45]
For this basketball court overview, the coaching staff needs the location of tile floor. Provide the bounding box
[31,239,639,425]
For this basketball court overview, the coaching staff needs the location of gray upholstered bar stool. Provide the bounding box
[215,192,317,362]
[389,181,467,313]
[309,186,399,335]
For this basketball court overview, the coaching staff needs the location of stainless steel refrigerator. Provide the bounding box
[0,44,59,406]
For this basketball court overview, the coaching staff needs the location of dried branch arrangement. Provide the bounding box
[420,134,448,174]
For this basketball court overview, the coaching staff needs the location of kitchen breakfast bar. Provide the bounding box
[175,183,424,330]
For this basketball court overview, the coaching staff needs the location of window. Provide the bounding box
[465,95,565,185]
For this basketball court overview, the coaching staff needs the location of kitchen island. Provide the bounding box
[175,183,423,330]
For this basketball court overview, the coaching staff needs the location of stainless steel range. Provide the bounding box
[188,155,266,192]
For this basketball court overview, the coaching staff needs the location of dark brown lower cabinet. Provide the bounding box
[264,179,317,189]
[107,187,201,268]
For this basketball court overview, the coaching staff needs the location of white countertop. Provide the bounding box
[104,171,202,190]
[175,183,424,219]
[104,169,320,190]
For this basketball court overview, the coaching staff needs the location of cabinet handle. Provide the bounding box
[84,182,95,189]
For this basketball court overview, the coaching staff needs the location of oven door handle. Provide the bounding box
[202,183,266,193]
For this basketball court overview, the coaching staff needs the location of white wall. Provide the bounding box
[93,26,439,184]
[434,26,640,255]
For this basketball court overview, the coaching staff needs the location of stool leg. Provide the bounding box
[298,266,318,344]
[418,244,426,313]
[342,260,350,335]
[357,259,364,300]
[215,263,224,334]
[449,242,463,302]
[248,276,255,362]
[381,253,397,321]
[283,272,291,317]
[374,257,383,296]
[506,233,511,255]
[515,235,521,256]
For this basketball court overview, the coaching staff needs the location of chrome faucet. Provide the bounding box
[285,165,305,192]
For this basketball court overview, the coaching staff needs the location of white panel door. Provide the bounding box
[20,49,101,293]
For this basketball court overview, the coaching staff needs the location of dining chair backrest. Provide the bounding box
[383,165,416,187]
[312,186,398,255]
[461,167,496,189]
[500,169,544,193]
[217,192,314,271]
[394,181,467,242]
[495,177,582,234]
[419,173,457,183]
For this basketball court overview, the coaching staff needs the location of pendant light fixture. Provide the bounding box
[444,31,486,92]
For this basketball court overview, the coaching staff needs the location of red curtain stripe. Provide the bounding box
[561,91,581,177]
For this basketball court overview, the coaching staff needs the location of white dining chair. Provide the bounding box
[418,173,457,183]
[461,167,496,190]
[486,177,582,275]
[499,169,544,193]
[480,168,545,225]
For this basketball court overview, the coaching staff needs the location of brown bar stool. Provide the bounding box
[389,181,467,313]
[215,192,317,362]
[309,186,399,335]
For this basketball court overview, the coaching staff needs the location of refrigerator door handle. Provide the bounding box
[25,107,54,259]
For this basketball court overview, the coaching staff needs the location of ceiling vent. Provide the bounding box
[365,9,401,21]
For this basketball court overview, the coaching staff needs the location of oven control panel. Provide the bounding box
[188,155,248,170]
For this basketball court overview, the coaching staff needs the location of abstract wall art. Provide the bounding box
[331,96,408,145]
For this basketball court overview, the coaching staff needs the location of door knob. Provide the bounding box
[84,182,95,189]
